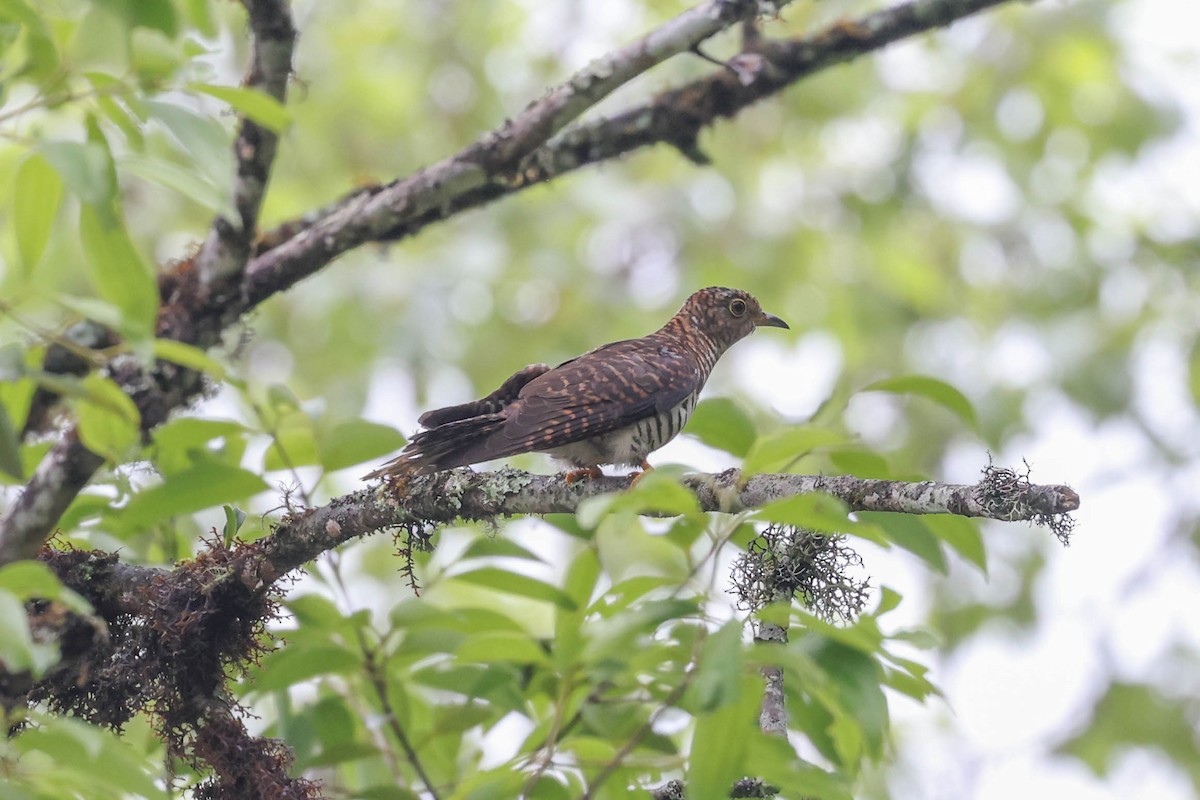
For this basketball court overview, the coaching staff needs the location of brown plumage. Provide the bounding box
[364,287,788,481]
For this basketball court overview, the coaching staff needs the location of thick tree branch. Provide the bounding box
[42,465,1077,619]
[757,622,789,736]
[252,466,1077,585]
[0,433,103,565]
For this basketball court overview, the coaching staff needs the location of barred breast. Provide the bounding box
[542,391,700,469]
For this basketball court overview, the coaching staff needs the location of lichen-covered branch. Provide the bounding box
[253,465,1077,582]
[35,464,1077,621]
[0,432,103,565]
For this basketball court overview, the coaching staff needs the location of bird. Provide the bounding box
[364,286,788,482]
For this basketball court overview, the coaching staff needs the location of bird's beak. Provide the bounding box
[755,311,789,330]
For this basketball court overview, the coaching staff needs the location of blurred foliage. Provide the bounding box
[1,0,1198,796]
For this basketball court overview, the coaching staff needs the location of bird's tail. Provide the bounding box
[363,413,507,480]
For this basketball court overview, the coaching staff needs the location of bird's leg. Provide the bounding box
[565,466,603,485]
[628,460,654,486]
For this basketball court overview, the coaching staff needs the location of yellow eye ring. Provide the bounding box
[729,298,747,317]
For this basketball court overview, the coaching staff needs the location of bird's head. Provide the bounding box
[676,286,789,353]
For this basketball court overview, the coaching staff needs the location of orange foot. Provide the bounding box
[628,460,654,486]
[565,466,603,485]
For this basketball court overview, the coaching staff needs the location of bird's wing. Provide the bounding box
[488,339,701,456]
[418,363,551,427]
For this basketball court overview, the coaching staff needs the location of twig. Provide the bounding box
[195,0,296,284]
[580,651,700,800]
[359,632,442,800]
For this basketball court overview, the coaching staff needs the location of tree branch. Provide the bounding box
[38,465,1077,621]
[240,0,793,303]
[251,466,1077,585]
[247,0,1022,297]
[196,0,295,284]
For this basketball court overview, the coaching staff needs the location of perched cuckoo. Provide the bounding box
[364,286,788,481]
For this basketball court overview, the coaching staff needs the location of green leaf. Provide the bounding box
[883,659,940,702]
[120,462,269,529]
[75,373,141,464]
[122,152,228,211]
[0,561,93,616]
[191,82,292,133]
[1189,336,1200,408]
[55,296,138,339]
[1057,682,1200,791]
[456,631,550,665]
[743,426,845,476]
[563,547,601,609]
[450,567,577,610]
[863,375,978,431]
[90,0,179,36]
[39,140,114,206]
[583,598,698,666]
[746,735,852,800]
[13,153,63,273]
[454,769,526,800]
[152,338,227,379]
[458,536,545,563]
[302,740,381,770]
[689,620,746,712]
[0,589,57,675]
[222,504,246,546]
[827,447,891,479]
[78,204,159,338]
[264,414,319,470]
[246,643,362,694]
[685,397,757,457]
[152,417,248,473]
[286,594,357,631]
[92,79,146,149]
[12,715,164,797]
[924,514,987,572]
[317,419,406,472]
[858,512,946,573]
[0,402,22,479]
[686,674,760,800]
[587,575,675,617]
[605,468,699,516]
[755,493,888,545]
[0,0,60,80]
[131,28,182,83]
[144,100,233,191]
[814,641,889,762]
[0,560,63,599]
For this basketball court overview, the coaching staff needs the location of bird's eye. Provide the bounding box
[729,298,747,317]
